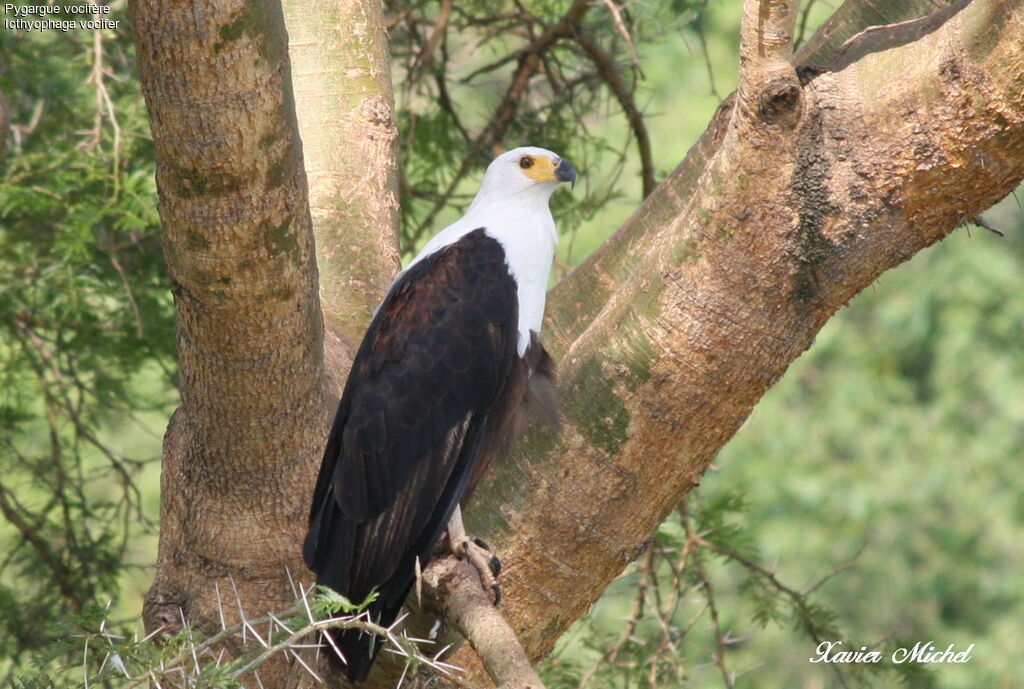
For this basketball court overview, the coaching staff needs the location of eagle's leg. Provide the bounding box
[446,505,502,605]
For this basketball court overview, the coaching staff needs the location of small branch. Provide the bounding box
[574,30,656,198]
[793,0,953,66]
[409,0,590,244]
[574,546,652,688]
[793,0,819,50]
[740,0,800,70]
[423,556,547,689]
[681,512,734,689]
[695,537,855,689]
[598,0,643,76]
[85,0,121,193]
[435,69,472,144]
[108,254,145,337]
[9,97,43,148]
[0,484,84,613]
[971,215,1006,237]
[738,0,801,123]
[410,0,454,81]
[107,589,474,689]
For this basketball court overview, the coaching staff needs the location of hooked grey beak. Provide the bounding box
[555,158,577,189]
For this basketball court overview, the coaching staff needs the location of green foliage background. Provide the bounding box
[0,1,174,681]
[1,1,1022,687]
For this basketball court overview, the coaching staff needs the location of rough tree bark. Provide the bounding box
[131,0,1024,687]
[131,1,329,683]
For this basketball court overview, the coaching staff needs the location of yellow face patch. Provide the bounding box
[519,154,558,183]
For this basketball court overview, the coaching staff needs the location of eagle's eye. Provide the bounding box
[519,156,534,169]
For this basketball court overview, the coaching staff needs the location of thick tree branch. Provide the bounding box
[284,0,402,372]
[825,0,970,71]
[457,0,1024,680]
[795,0,954,64]
[135,0,1024,688]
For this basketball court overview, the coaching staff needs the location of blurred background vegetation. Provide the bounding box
[1,0,1022,687]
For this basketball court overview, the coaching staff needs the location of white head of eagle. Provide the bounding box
[413,146,575,354]
[304,146,574,683]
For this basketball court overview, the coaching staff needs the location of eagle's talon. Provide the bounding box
[471,538,501,576]
[453,535,502,605]
[446,506,502,604]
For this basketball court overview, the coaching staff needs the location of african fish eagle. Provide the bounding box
[303,146,576,682]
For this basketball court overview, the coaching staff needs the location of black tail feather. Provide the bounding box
[326,627,382,684]
[321,576,415,684]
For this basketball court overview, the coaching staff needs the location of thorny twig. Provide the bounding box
[83,584,477,689]
[682,509,735,689]
[85,0,122,194]
[689,506,859,689]
[971,215,1006,236]
[600,0,644,76]
[564,493,866,689]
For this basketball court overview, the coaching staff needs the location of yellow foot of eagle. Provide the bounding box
[447,505,502,605]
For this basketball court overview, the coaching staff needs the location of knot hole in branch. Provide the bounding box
[757,76,802,128]
[143,587,188,639]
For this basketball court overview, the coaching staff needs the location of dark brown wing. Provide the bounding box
[303,228,519,681]
[463,331,558,502]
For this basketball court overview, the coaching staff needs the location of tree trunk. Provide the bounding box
[131,0,1024,687]
[131,1,328,684]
